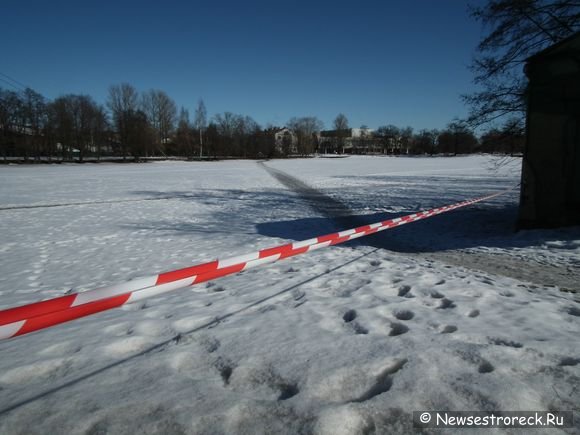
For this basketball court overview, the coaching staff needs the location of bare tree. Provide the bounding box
[480,118,525,155]
[74,95,97,162]
[465,0,580,127]
[288,116,324,155]
[204,122,219,158]
[0,88,23,160]
[21,88,46,161]
[376,125,400,154]
[213,112,261,157]
[255,127,278,158]
[333,113,349,153]
[214,112,238,138]
[176,107,194,158]
[194,99,207,158]
[47,94,108,161]
[237,115,260,157]
[91,104,109,160]
[438,120,477,155]
[125,110,153,160]
[107,83,139,159]
[400,127,414,155]
[142,89,177,156]
[415,129,440,155]
[47,96,73,160]
[213,112,241,156]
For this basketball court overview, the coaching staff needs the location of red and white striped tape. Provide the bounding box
[0,189,511,340]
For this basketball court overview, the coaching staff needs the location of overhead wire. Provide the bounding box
[0,71,29,91]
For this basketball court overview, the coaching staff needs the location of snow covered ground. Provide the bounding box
[0,155,578,434]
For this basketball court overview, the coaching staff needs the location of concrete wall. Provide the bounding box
[518,37,580,228]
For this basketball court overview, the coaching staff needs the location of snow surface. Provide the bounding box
[0,155,579,434]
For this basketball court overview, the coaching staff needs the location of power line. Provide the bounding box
[0,71,28,90]
[0,76,22,91]
[0,71,49,102]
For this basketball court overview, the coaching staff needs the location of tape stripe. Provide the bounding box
[72,276,158,307]
[14,294,132,337]
[0,321,26,340]
[0,295,76,326]
[155,260,219,285]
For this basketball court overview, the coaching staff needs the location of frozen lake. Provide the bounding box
[0,156,578,434]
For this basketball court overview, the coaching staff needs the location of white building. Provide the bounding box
[274,127,298,154]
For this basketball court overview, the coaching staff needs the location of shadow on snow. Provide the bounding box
[125,186,580,254]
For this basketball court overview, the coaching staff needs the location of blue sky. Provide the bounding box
[1,0,486,131]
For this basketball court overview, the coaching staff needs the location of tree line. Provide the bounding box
[2,1,578,162]
[0,83,523,162]
[341,117,522,156]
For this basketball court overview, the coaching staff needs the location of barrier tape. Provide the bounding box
[0,188,513,340]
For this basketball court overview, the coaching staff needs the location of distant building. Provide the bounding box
[317,128,383,154]
[273,127,297,154]
[518,31,580,228]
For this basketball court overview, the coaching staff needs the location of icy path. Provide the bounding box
[416,250,580,294]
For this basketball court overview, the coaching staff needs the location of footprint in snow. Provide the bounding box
[234,364,300,401]
[466,309,480,318]
[343,309,357,323]
[351,323,369,335]
[389,322,409,336]
[214,356,235,386]
[277,383,300,401]
[559,357,580,367]
[440,325,457,334]
[393,310,414,321]
[342,309,368,334]
[181,335,234,385]
[478,360,495,374]
[398,285,413,298]
[489,337,523,348]
[437,298,456,309]
[351,359,407,403]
